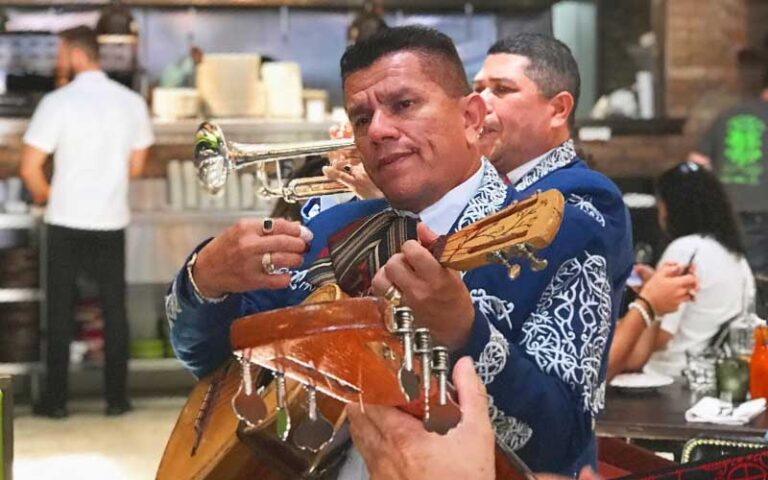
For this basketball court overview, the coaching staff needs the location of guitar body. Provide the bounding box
[157,285,351,480]
[158,190,565,480]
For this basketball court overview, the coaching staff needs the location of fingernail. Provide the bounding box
[299,225,314,243]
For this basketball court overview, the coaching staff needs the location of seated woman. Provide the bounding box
[608,162,755,379]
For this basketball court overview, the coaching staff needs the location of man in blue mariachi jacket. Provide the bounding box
[166,26,633,477]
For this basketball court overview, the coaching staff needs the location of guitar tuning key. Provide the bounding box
[275,372,292,441]
[293,384,335,452]
[523,243,548,272]
[394,307,420,402]
[431,347,449,406]
[488,251,522,280]
[232,355,268,428]
[424,346,461,435]
[414,328,433,418]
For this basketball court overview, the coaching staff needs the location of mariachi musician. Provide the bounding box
[166,26,633,477]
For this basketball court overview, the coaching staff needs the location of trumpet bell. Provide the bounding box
[193,121,357,201]
[194,122,232,194]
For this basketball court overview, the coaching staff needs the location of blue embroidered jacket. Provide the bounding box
[166,144,633,476]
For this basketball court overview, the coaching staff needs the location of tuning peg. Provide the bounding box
[504,244,548,273]
[431,346,449,406]
[424,346,461,434]
[394,306,420,402]
[414,328,433,418]
[487,251,522,280]
[231,355,268,428]
[275,372,292,441]
[522,243,548,271]
[293,385,335,452]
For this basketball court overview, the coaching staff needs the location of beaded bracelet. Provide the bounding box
[628,301,654,328]
[635,294,657,319]
[186,252,229,304]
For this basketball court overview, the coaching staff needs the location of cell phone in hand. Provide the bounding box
[681,251,697,275]
[626,270,643,288]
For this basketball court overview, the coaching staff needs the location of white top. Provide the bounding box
[23,70,154,230]
[506,148,550,185]
[418,162,484,235]
[337,160,484,480]
[644,234,756,377]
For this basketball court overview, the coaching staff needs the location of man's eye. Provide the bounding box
[396,99,414,110]
[494,86,515,95]
[353,117,370,128]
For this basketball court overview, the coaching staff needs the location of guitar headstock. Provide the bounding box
[432,189,564,279]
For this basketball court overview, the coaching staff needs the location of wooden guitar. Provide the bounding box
[157,189,565,480]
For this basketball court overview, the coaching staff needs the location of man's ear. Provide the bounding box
[462,92,487,144]
[549,91,575,129]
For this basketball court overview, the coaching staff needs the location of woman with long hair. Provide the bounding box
[608,161,755,379]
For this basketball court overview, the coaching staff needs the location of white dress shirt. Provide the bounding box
[505,149,551,185]
[337,161,484,480]
[24,70,154,230]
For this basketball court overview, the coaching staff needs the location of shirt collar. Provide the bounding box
[418,163,485,235]
[505,149,552,185]
[73,70,107,82]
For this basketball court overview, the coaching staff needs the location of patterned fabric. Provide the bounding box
[623,449,768,480]
[305,208,419,296]
[488,394,533,452]
[470,288,516,331]
[521,253,613,415]
[165,278,181,323]
[568,194,606,228]
[456,158,508,229]
[474,322,511,385]
[515,140,577,192]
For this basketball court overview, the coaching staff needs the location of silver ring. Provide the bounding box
[262,252,275,275]
[383,285,402,305]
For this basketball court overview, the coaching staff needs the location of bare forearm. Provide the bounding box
[624,322,661,371]
[129,148,148,179]
[20,164,50,204]
[607,310,647,380]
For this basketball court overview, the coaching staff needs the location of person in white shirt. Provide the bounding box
[19,25,154,418]
[610,162,756,378]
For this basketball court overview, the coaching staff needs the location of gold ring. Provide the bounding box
[383,285,402,305]
[262,252,275,275]
[263,218,274,234]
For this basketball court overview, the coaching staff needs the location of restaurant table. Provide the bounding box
[597,379,768,441]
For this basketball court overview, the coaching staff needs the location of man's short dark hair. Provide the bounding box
[59,26,100,62]
[340,25,470,98]
[488,33,581,109]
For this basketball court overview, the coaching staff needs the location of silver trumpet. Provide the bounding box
[193,122,356,203]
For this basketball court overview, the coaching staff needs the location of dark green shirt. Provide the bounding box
[698,100,768,213]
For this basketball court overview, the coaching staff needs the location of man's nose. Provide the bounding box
[479,89,494,113]
[367,110,399,143]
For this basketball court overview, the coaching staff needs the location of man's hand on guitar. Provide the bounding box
[371,223,475,351]
[346,356,495,480]
[323,122,383,200]
[192,218,313,298]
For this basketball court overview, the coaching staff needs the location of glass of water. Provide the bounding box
[683,348,718,400]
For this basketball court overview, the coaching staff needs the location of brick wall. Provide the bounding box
[664,0,749,118]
